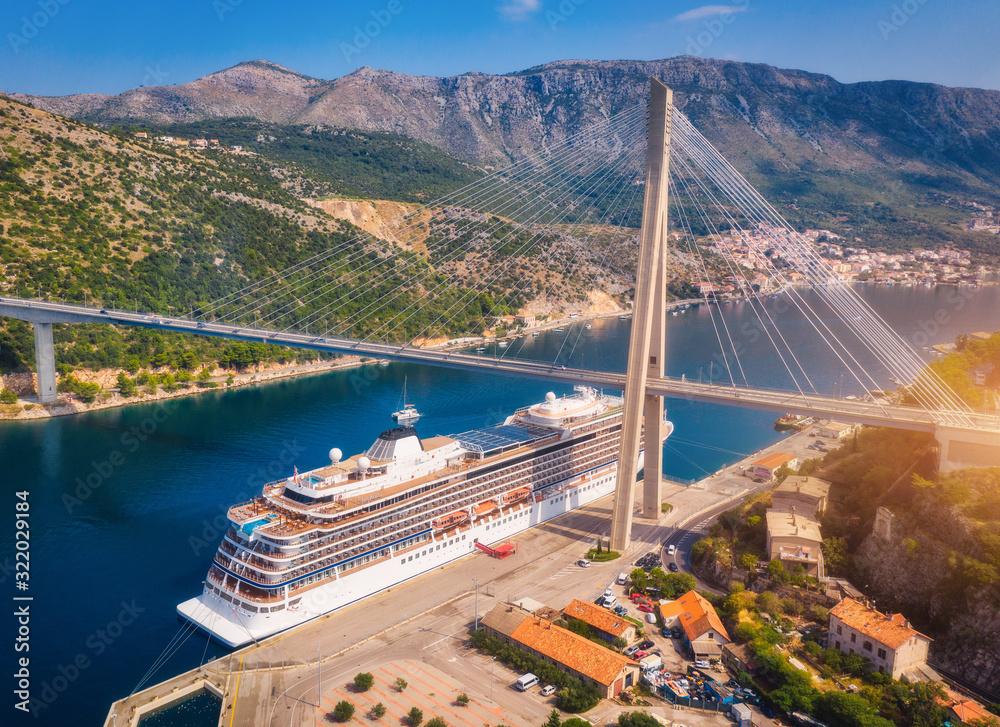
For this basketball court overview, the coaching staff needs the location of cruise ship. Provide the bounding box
[177,386,673,647]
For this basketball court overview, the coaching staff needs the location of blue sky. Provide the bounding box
[1,0,998,96]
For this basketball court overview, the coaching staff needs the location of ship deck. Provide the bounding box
[229,406,621,539]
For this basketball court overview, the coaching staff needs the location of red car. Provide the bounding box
[634,651,648,659]
[638,603,654,613]
[630,593,644,602]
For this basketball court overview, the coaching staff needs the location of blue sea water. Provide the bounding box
[1,284,998,726]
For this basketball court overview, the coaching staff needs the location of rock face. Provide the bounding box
[12,57,1000,187]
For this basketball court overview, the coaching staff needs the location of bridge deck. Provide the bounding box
[2,297,996,436]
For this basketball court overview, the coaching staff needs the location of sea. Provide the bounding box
[2,282,999,726]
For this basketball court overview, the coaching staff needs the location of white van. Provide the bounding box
[602,594,617,608]
[515,673,539,691]
[616,572,629,586]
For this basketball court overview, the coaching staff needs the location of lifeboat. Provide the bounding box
[501,487,531,505]
[472,501,498,519]
[432,510,470,530]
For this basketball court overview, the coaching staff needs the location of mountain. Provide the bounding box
[0,95,647,387]
[13,56,1000,256]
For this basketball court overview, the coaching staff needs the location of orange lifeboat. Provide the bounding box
[473,501,498,519]
[432,510,470,530]
[501,487,531,505]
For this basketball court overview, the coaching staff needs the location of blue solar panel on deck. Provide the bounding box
[455,424,549,453]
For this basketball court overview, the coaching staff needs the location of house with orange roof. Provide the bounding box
[562,599,637,644]
[659,590,731,661]
[828,598,931,679]
[749,452,800,480]
[504,612,639,698]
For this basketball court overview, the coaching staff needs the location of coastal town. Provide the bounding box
[701,226,991,297]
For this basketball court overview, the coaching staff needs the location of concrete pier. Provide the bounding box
[33,321,57,403]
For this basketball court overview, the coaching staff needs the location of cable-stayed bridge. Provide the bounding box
[3,78,999,539]
[2,295,997,444]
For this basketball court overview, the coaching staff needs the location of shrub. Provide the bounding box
[333,700,355,722]
[455,693,469,706]
[425,719,447,727]
[371,703,386,719]
[407,707,423,727]
[394,677,408,692]
[354,672,374,692]
[0,388,17,403]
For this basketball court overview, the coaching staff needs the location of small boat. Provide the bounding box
[391,376,422,423]
[585,324,592,329]
[554,328,564,332]
[475,347,486,352]
[498,341,508,348]
[501,487,531,505]
[432,510,470,530]
[473,500,498,519]
[378,360,390,367]
[532,332,539,337]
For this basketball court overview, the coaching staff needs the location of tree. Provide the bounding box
[455,693,469,706]
[407,707,423,727]
[425,719,447,727]
[766,560,790,585]
[618,713,661,727]
[333,700,356,722]
[596,536,602,554]
[372,703,387,719]
[822,536,849,576]
[354,672,375,692]
[0,388,18,403]
[544,710,562,727]
[394,677,408,692]
[629,568,647,593]
[757,590,780,615]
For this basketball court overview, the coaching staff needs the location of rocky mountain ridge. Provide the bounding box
[13,57,1000,180]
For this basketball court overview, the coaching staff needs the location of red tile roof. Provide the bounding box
[830,598,931,650]
[563,599,633,638]
[659,591,730,643]
[510,617,637,686]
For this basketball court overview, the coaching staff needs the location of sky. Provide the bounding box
[1,0,998,96]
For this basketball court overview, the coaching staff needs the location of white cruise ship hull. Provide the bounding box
[178,458,627,648]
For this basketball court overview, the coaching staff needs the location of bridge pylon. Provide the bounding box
[610,77,672,552]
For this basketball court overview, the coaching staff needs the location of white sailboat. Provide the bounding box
[392,377,421,423]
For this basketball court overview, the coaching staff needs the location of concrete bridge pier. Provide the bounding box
[33,321,57,403]
[937,424,1000,472]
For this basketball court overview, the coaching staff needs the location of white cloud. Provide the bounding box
[673,4,749,22]
[497,0,541,21]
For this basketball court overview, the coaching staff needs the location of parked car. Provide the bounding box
[630,593,644,601]
[671,628,682,639]
[645,613,657,624]
[634,651,648,660]
[603,588,614,598]
[639,640,654,650]
[624,645,641,656]
[577,559,590,568]
[613,605,628,616]
[661,628,671,638]
[540,684,557,697]
[638,603,654,613]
